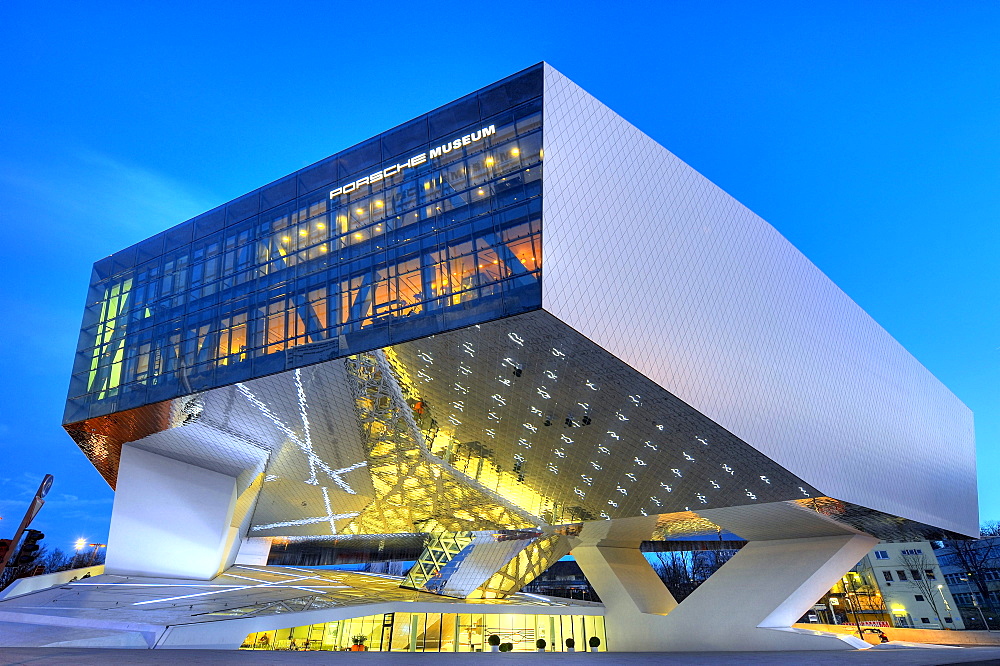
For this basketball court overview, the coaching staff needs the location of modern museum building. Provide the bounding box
[0,63,977,652]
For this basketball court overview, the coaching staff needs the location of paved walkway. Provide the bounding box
[3,647,1000,665]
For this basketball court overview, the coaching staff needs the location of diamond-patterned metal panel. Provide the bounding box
[70,310,820,542]
[541,64,976,537]
[384,310,815,521]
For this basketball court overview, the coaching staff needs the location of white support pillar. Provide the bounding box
[105,445,239,580]
[571,515,677,617]
[572,502,877,651]
[650,533,876,650]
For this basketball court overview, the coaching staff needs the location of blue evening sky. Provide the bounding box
[0,2,996,551]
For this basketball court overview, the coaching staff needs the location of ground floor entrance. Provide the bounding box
[240,611,606,652]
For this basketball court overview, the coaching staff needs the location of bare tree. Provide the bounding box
[0,545,46,591]
[647,550,696,600]
[645,548,739,602]
[946,524,1000,625]
[898,550,944,626]
[849,563,890,618]
[40,548,74,573]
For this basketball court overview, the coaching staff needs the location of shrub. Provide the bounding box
[536,638,547,649]
[488,634,501,646]
[565,637,575,649]
[589,636,601,648]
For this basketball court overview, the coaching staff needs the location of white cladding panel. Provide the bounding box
[106,445,238,579]
[540,64,976,536]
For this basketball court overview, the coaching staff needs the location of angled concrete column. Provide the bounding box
[105,445,239,579]
[234,537,272,566]
[572,516,677,617]
[653,533,876,650]
[221,474,267,569]
[572,503,876,651]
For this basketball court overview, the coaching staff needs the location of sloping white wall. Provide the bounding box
[541,64,976,536]
[105,445,238,579]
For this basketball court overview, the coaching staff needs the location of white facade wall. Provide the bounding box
[541,64,977,536]
[866,541,964,629]
[105,445,238,579]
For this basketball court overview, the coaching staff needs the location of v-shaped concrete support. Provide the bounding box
[571,503,877,651]
[571,516,678,617]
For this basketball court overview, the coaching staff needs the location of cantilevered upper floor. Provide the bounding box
[67,65,546,424]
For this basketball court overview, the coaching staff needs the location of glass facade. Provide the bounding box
[239,611,606,652]
[66,65,543,423]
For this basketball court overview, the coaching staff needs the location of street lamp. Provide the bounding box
[937,584,953,629]
[73,538,88,568]
[937,584,952,611]
[86,543,106,566]
[961,575,992,632]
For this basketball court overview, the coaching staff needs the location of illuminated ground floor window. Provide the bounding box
[240,611,606,652]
